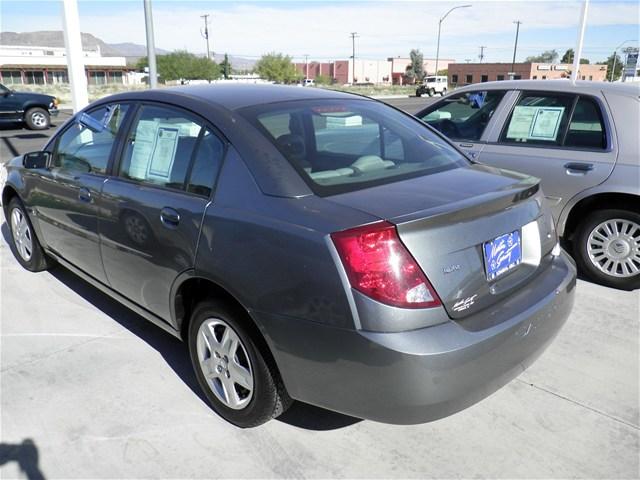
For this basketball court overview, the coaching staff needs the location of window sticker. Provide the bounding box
[506,106,565,142]
[128,120,158,179]
[148,127,179,179]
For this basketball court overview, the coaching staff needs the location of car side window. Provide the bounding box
[420,90,506,141]
[53,104,128,174]
[119,105,205,191]
[500,92,575,146]
[564,97,607,150]
[187,129,225,197]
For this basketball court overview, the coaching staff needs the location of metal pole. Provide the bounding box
[201,14,211,60]
[304,54,309,79]
[511,21,521,73]
[610,52,617,81]
[143,0,158,88]
[61,0,88,112]
[571,0,589,83]
[350,32,358,84]
[435,20,442,76]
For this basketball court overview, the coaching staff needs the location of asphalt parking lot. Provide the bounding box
[1,98,638,479]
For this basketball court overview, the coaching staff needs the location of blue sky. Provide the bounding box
[1,1,638,62]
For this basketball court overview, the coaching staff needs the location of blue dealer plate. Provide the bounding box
[483,231,522,280]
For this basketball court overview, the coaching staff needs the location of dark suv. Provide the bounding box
[0,83,59,130]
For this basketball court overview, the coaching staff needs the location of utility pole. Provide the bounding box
[143,0,158,89]
[610,40,636,81]
[511,20,522,75]
[304,54,309,79]
[350,32,359,84]
[201,14,211,60]
[478,46,486,63]
[571,0,589,83]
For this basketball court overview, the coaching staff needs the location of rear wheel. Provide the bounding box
[188,300,291,427]
[6,197,53,271]
[573,209,640,290]
[24,107,50,130]
[440,88,447,96]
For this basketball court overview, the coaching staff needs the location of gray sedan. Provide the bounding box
[2,85,576,427]
[416,80,640,290]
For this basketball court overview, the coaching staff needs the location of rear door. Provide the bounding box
[99,103,226,321]
[477,90,617,220]
[416,89,509,160]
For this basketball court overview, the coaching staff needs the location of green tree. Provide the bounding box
[256,52,301,83]
[314,74,332,85]
[137,51,220,82]
[598,52,624,81]
[525,49,559,63]
[221,53,231,79]
[560,49,590,64]
[405,49,425,83]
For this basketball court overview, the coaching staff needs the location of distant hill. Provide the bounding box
[0,31,255,70]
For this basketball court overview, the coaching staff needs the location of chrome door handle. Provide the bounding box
[160,207,180,227]
[78,187,91,203]
[564,162,594,175]
[459,143,474,148]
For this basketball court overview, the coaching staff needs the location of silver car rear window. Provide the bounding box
[240,99,467,195]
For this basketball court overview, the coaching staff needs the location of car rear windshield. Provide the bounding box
[239,99,467,196]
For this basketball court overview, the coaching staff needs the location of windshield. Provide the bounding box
[239,99,467,195]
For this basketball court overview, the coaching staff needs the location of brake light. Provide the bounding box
[331,221,441,309]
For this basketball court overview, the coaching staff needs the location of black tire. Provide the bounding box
[188,300,291,427]
[440,88,447,96]
[415,90,422,98]
[24,107,50,130]
[573,209,640,290]
[429,88,435,97]
[6,197,53,272]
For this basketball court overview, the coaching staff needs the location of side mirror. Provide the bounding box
[23,151,50,169]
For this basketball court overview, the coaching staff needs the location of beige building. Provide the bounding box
[448,62,608,87]
[0,44,130,86]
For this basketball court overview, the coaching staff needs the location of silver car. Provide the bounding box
[417,80,640,290]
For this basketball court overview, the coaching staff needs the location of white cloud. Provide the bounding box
[3,1,639,62]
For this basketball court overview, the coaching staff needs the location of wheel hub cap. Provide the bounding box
[10,207,33,261]
[587,218,640,278]
[196,318,254,410]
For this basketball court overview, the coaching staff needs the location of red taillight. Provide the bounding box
[331,221,441,309]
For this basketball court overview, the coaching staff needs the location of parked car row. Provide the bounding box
[0,82,589,429]
[415,80,640,290]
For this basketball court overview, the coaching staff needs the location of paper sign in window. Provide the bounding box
[148,127,179,179]
[506,106,565,141]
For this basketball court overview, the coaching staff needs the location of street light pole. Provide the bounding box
[143,0,158,89]
[434,4,471,77]
[304,54,309,79]
[571,0,589,83]
[61,0,88,111]
[350,32,359,84]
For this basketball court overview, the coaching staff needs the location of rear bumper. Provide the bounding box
[260,250,576,424]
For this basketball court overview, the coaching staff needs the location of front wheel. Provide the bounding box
[24,107,50,130]
[573,209,640,290]
[188,300,291,427]
[440,88,447,96]
[6,197,53,271]
[428,88,435,97]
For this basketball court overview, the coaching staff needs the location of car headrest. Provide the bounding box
[276,134,306,161]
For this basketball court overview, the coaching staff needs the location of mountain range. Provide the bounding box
[0,31,256,70]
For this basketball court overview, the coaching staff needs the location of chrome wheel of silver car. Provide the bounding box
[587,218,640,278]
[10,207,33,261]
[196,318,254,410]
[30,111,48,128]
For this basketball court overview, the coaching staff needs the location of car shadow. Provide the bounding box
[1,222,361,431]
[0,439,46,480]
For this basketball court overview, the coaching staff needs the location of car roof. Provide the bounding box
[454,80,640,97]
[163,83,364,111]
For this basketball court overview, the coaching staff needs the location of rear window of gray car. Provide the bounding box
[240,99,467,195]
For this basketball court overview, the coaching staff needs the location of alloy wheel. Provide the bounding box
[31,112,48,128]
[196,318,254,410]
[10,207,33,261]
[587,218,640,278]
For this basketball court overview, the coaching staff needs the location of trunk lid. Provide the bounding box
[327,164,557,319]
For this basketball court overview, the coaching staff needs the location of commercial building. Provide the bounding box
[447,62,607,87]
[0,44,132,86]
[294,57,455,85]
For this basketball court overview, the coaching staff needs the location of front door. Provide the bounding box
[99,103,226,321]
[0,84,23,122]
[32,103,130,283]
[477,91,617,220]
